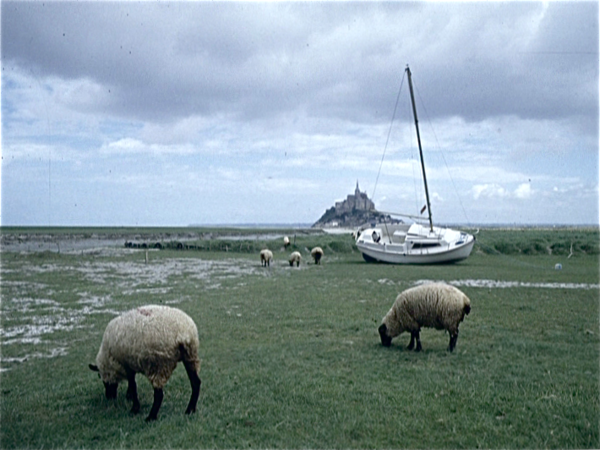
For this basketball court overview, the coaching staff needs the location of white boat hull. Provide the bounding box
[355,223,475,264]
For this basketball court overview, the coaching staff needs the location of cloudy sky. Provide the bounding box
[2,1,598,227]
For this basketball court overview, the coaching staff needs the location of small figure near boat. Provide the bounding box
[372,230,381,243]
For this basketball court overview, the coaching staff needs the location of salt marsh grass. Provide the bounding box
[0,228,598,448]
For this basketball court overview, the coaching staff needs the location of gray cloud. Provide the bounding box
[3,2,597,125]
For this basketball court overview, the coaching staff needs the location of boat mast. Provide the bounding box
[406,65,433,232]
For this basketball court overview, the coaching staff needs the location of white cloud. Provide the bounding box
[514,183,534,199]
[99,138,196,156]
[472,183,509,200]
[471,182,534,201]
[53,77,111,112]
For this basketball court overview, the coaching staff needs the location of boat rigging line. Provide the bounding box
[413,81,473,229]
[371,69,406,203]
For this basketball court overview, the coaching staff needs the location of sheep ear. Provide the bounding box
[89,364,99,372]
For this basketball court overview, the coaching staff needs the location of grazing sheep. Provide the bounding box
[289,251,302,267]
[260,249,273,267]
[311,247,324,265]
[378,283,471,352]
[89,305,201,421]
[283,236,290,248]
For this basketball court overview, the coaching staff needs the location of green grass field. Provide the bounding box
[1,228,598,448]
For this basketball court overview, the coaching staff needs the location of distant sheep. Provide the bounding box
[378,283,471,352]
[260,249,273,267]
[289,251,302,267]
[311,247,324,265]
[283,236,290,248]
[89,305,201,421]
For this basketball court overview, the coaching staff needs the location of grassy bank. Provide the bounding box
[196,227,599,257]
[0,229,598,448]
[473,227,599,256]
[2,226,598,257]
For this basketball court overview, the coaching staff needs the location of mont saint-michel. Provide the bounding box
[312,182,397,228]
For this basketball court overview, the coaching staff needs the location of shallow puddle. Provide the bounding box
[0,255,264,371]
[416,279,600,290]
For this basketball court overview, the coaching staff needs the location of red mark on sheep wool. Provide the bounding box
[137,308,152,317]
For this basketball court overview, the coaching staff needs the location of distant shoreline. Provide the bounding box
[1,225,597,256]
[1,223,598,232]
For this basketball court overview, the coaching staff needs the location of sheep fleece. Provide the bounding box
[260,249,273,261]
[382,283,471,337]
[310,247,324,263]
[94,305,200,389]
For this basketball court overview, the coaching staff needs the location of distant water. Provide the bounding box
[188,223,314,229]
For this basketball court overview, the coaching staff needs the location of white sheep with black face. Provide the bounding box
[260,249,273,267]
[288,251,302,267]
[378,283,471,352]
[89,305,201,421]
[310,247,324,265]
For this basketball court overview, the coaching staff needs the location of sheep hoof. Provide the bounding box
[145,413,158,422]
[185,406,196,415]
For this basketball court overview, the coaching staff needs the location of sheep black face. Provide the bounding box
[89,364,118,399]
[104,382,118,399]
[378,324,392,347]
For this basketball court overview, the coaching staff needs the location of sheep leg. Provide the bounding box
[146,388,164,422]
[408,330,422,351]
[448,330,459,352]
[415,330,423,352]
[183,360,201,415]
[407,331,416,350]
[126,372,140,415]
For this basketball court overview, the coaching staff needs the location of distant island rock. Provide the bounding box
[312,182,401,229]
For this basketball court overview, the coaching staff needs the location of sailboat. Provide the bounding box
[355,65,475,264]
